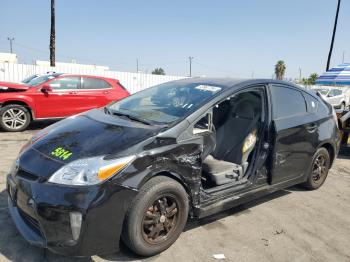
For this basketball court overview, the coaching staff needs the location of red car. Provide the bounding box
[0,73,130,131]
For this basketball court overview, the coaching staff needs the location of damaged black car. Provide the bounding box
[7,78,340,257]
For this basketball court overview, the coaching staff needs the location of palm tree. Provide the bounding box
[309,73,319,85]
[275,60,286,80]
[50,0,55,67]
[326,0,341,71]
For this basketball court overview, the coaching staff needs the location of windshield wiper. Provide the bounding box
[104,106,112,115]
[109,109,152,125]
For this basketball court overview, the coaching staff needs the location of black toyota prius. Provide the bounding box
[7,78,340,257]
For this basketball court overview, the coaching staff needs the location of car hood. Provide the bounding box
[27,109,164,165]
[0,81,29,92]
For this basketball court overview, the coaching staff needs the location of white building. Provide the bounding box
[35,60,109,71]
[0,52,18,63]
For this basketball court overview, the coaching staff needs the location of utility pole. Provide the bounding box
[50,0,56,67]
[136,59,139,72]
[326,0,341,71]
[342,51,345,63]
[188,56,194,77]
[299,67,302,82]
[7,37,14,53]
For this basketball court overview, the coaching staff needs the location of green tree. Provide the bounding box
[301,73,319,85]
[275,60,286,80]
[308,73,319,85]
[152,68,165,75]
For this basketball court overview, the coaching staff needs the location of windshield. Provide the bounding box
[315,89,329,95]
[21,75,39,84]
[108,81,224,124]
[27,75,57,87]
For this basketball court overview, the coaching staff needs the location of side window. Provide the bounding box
[49,77,80,90]
[335,89,342,96]
[328,89,337,97]
[81,78,111,89]
[303,93,318,113]
[270,85,307,119]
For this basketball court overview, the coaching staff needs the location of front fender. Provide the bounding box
[0,95,36,117]
[115,143,203,211]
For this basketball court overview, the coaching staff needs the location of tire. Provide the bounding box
[0,104,31,132]
[301,147,330,190]
[122,176,189,256]
[340,102,345,111]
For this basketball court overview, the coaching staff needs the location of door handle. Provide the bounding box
[69,91,77,94]
[103,90,110,94]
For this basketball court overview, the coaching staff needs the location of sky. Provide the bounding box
[0,0,349,79]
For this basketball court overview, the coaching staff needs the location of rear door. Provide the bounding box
[269,84,317,184]
[34,76,81,118]
[74,77,113,111]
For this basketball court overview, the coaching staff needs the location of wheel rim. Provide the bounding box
[142,195,179,244]
[312,154,328,184]
[2,108,27,130]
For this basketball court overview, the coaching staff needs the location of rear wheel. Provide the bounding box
[122,176,189,256]
[0,104,31,132]
[340,102,346,111]
[302,148,330,190]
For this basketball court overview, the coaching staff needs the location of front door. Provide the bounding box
[34,76,82,118]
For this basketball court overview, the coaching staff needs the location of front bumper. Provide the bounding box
[7,172,137,256]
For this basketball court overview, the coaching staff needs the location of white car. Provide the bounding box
[314,88,348,110]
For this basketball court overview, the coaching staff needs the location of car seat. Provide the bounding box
[202,100,260,186]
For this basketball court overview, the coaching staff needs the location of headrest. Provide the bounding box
[232,101,255,119]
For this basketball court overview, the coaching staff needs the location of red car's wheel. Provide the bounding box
[0,104,31,132]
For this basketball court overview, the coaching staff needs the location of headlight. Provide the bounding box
[48,155,135,186]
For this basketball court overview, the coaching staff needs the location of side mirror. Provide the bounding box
[193,114,211,134]
[41,85,52,93]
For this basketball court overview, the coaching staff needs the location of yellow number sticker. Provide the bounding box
[51,147,73,160]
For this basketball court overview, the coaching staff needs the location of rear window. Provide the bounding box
[270,85,307,119]
[118,82,127,91]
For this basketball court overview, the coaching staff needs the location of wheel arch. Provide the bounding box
[318,142,336,167]
[1,100,35,120]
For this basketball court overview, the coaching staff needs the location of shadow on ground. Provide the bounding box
[338,150,350,159]
[0,187,296,262]
[27,120,58,131]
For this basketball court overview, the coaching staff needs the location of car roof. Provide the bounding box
[170,77,306,92]
[58,73,116,80]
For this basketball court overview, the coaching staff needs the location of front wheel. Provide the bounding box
[0,104,31,132]
[301,148,330,190]
[122,176,189,256]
